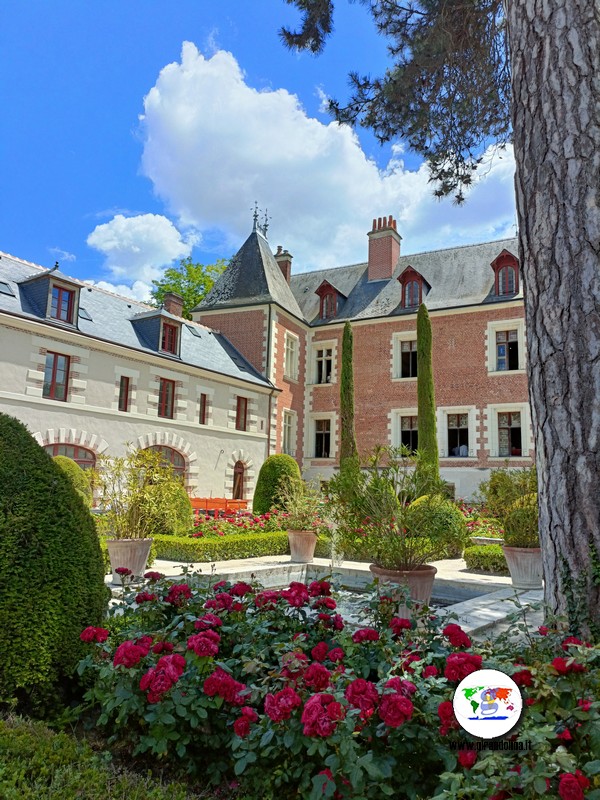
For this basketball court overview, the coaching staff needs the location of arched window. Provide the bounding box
[44,443,96,470]
[404,280,420,308]
[233,461,245,500]
[498,266,517,295]
[146,445,186,479]
[491,250,519,296]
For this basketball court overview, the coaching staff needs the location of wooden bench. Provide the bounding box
[190,497,249,519]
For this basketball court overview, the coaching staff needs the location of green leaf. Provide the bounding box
[533,776,548,794]
[234,757,248,776]
[584,760,600,776]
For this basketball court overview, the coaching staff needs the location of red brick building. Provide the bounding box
[194,216,530,498]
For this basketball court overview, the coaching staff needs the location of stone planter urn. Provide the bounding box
[106,538,153,585]
[369,563,438,618]
[502,546,543,589]
[470,535,505,547]
[288,530,318,563]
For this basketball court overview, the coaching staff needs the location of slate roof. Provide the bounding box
[290,237,521,325]
[0,251,273,389]
[194,227,305,320]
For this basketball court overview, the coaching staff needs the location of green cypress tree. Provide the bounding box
[417,303,439,478]
[340,321,358,465]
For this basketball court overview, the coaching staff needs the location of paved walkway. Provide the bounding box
[108,554,544,638]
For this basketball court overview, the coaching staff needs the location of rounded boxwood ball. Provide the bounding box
[253,454,301,515]
[52,455,93,507]
[0,414,107,714]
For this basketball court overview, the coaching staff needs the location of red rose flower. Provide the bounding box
[308,580,332,597]
[512,668,533,687]
[556,728,573,742]
[558,772,588,800]
[552,657,586,675]
[385,677,416,697]
[213,580,228,591]
[389,617,412,636]
[328,647,344,662]
[304,663,332,691]
[281,581,310,607]
[538,625,549,635]
[144,571,163,581]
[561,636,584,650]
[311,642,329,662]
[318,613,345,630]
[378,694,413,727]
[255,590,280,609]
[194,613,223,630]
[205,592,234,611]
[113,640,149,668]
[301,693,342,737]
[352,628,379,644]
[165,583,192,606]
[231,581,254,597]
[264,686,302,722]
[400,652,423,673]
[152,641,174,654]
[139,653,186,703]
[312,597,337,610]
[281,651,309,682]
[187,629,221,658]
[80,626,109,643]
[345,678,379,713]
[203,667,247,705]
[115,567,132,576]
[443,623,472,649]
[457,749,478,769]
[437,700,459,735]
[423,665,439,678]
[444,652,483,682]
[233,706,258,738]
[135,591,156,604]
[577,698,592,712]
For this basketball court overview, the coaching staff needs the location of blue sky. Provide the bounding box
[1,1,517,300]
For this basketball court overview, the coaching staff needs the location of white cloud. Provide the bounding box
[137,42,517,272]
[86,213,196,282]
[48,247,76,262]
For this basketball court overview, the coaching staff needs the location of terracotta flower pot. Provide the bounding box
[502,546,543,589]
[287,529,318,563]
[106,538,153,585]
[369,563,437,618]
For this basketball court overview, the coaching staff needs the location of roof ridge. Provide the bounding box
[0,250,48,272]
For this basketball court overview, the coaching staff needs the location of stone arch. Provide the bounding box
[32,427,109,458]
[136,430,199,490]
[225,449,256,501]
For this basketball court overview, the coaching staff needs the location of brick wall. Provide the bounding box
[272,315,306,466]
[195,309,267,374]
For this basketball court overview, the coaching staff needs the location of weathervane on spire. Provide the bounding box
[262,208,270,237]
[251,202,271,237]
[252,201,259,231]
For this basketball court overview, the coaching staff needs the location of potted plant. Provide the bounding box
[276,475,325,563]
[501,492,542,589]
[327,447,464,616]
[93,447,190,584]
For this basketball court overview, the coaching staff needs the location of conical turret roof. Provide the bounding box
[194,227,304,320]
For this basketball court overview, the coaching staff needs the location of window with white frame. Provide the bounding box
[486,403,530,458]
[284,332,299,380]
[487,319,525,373]
[438,407,477,458]
[392,332,418,379]
[314,418,331,458]
[315,346,333,384]
[282,410,296,456]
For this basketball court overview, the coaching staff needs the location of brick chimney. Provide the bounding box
[163,291,184,317]
[274,245,293,284]
[367,215,402,281]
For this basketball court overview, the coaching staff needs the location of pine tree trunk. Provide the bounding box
[340,321,358,464]
[508,0,600,634]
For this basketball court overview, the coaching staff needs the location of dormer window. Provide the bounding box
[491,250,519,296]
[315,280,345,321]
[398,266,428,310]
[50,284,75,323]
[161,322,179,354]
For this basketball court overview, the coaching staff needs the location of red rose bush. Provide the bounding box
[77,575,600,800]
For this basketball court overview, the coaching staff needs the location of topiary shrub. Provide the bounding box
[0,414,107,714]
[405,494,469,557]
[503,492,539,548]
[463,544,509,574]
[252,454,301,515]
[53,455,93,507]
[477,465,537,519]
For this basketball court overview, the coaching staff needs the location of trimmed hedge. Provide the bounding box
[463,544,509,575]
[0,414,107,713]
[153,531,290,562]
[53,455,93,507]
[0,715,207,799]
